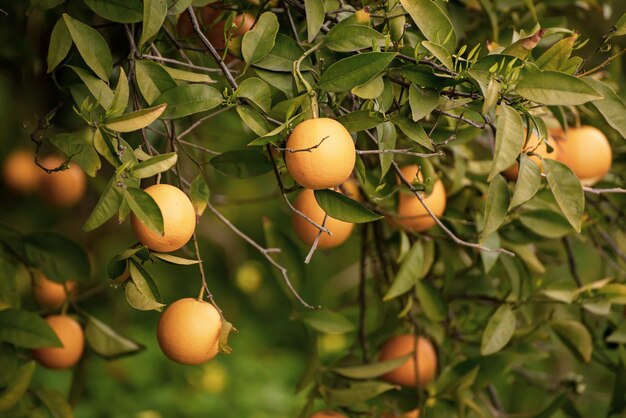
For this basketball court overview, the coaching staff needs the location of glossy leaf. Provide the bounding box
[154,84,222,119]
[68,66,114,109]
[509,154,541,209]
[253,34,312,72]
[160,65,214,83]
[422,41,454,70]
[392,116,434,150]
[135,60,177,105]
[400,0,456,52]
[384,241,424,301]
[82,177,122,231]
[123,187,164,235]
[314,189,383,223]
[305,0,325,42]
[47,18,71,73]
[481,304,516,355]
[515,71,602,105]
[242,12,279,64]
[139,0,168,48]
[489,104,525,181]
[318,52,397,92]
[337,110,383,132]
[105,104,167,132]
[482,174,510,238]
[108,67,129,117]
[130,152,177,178]
[543,159,584,233]
[83,0,143,23]
[409,84,439,121]
[63,14,112,81]
[234,78,271,113]
[325,24,386,52]
[127,259,165,311]
[0,309,61,349]
[152,253,201,265]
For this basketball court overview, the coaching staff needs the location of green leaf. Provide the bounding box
[482,174,510,238]
[49,129,101,177]
[105,104,167,132]
[551,319,592,362]
[298,309,354,334]
[82,176,123,231]
[333,355,411,379]
[304,0,325,42]
[139,0,168,48]
[535,34,577,71]
[543,159,584,233]
[352,75,384,100]
[253,34,312,72]
[20,232,90,282]
[480,231,500,273]
[392,116,434,150]
[168,0,194,15]
[336,110,383,132]
[515,71,602,105]
[262,218,304,301]
[314,190,382,223]
[63,14,112,81]
[409,84,439,121]
[152,253,201,265]
[47,18,72,73]
[85,314,144,358]
[0,309,61,349]
[210,149,272,178]
[422,41,454,70]
[154,84,222,119]
[509,154,541,209]
[0,362,36,413]
[242,12,279,64]
[384,241,424,301]
[159,64,214,83]
[325,24,386,52]
[501,29,545,59]
[135,60,177,105]
[190,174,209,217]
[400,0,456,52]
[234,78,271,113]
[93,128,121,167]
[130,152,177,178]
[377,120,396,177]
[124,187,164,235]
[83,0,143,23]
[583,77,626,138]
[321,382,397,406]
[481,304,516,355]
[520,210,574,239]
[127,259,165,311]
[416,280,447,321]
[237,106,270,136]
[318,52,397,92]
[35,388,73,418]
[489,104,524,181]
[68,66,114,109]
[611,12,626,37]
[108,68,129,117]
[27,0,65,14]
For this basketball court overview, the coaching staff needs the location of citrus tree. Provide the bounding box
[1,0,626,417]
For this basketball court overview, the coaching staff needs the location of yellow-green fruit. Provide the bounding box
[131,184,196,252]
[157,298,222,365]
[396,165,446,232]
[379,334,437,388]
[292,189,354,249]
[33,315,84,369]
[285,118,356,190]
[553,125,612,186]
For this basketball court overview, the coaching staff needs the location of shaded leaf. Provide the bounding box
[551,319,592,362]
[482,174,510,238]
[384,241,423,301]
[314,189,383,223]
[85,314,144,359]
[210,150,272,178]
[400,0,456,52]
[515,71,602,105]
[509,154,541,209]
[305,0,325,43]
[63,14,112,81]
[123,187,164,235]
[242,12,279,64]
[154,84,222,119]
[0,310,61,349]
[543,159,584,232]
[318,52,397,92]
[489,104,525,181]
[481,304,516,355]
[298,309,354,334]
[47,18,72,73]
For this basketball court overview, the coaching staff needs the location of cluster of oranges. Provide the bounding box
[3,151,86,207]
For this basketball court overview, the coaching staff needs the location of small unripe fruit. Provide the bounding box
[33,315,84,369]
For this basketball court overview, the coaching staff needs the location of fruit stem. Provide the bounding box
[293,42,322,119]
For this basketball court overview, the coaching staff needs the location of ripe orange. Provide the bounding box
[39,155,87,207]
[2,149,41,194]
[157,298,222,365]
[285,118,356,190]
[339,177,361,202]
[310,412,347,418]
[32,274,76,310]
[379,334,438,388]
[291,189,354,249]
[396,165,446,232]
[552,125,612,186]
[131,184,196,253]
[503,132,559,180]
[33,315,84,369]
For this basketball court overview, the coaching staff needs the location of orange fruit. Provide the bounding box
[2,149,41,194]
[339,177,361,202]
[403,409,420,418]
[177,6,254,52]
[379,334,438,388]
[396,165,446,232]
[32,274,76,310]
[157,298,222,365]
[291,189,354,249]
[310,412,347,418]
[33,315,84,369]
[39,155,87,207]
[503,132,559,180]
[131,184,196,252]
[552,125,612,186]
[285,118,356,190]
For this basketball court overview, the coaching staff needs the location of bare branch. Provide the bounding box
[141,54,227,73]
[304,214,328,264]
[356,149,445,158]
[583,186,626,194]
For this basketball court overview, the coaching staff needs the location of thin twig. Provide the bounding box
[435,110,486,129]
[304,214,328,264]
[583,186,626,194]
[141,54,226,73]
[276,136,328,153]
[356,149,444,158]
[177,107,231,140]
